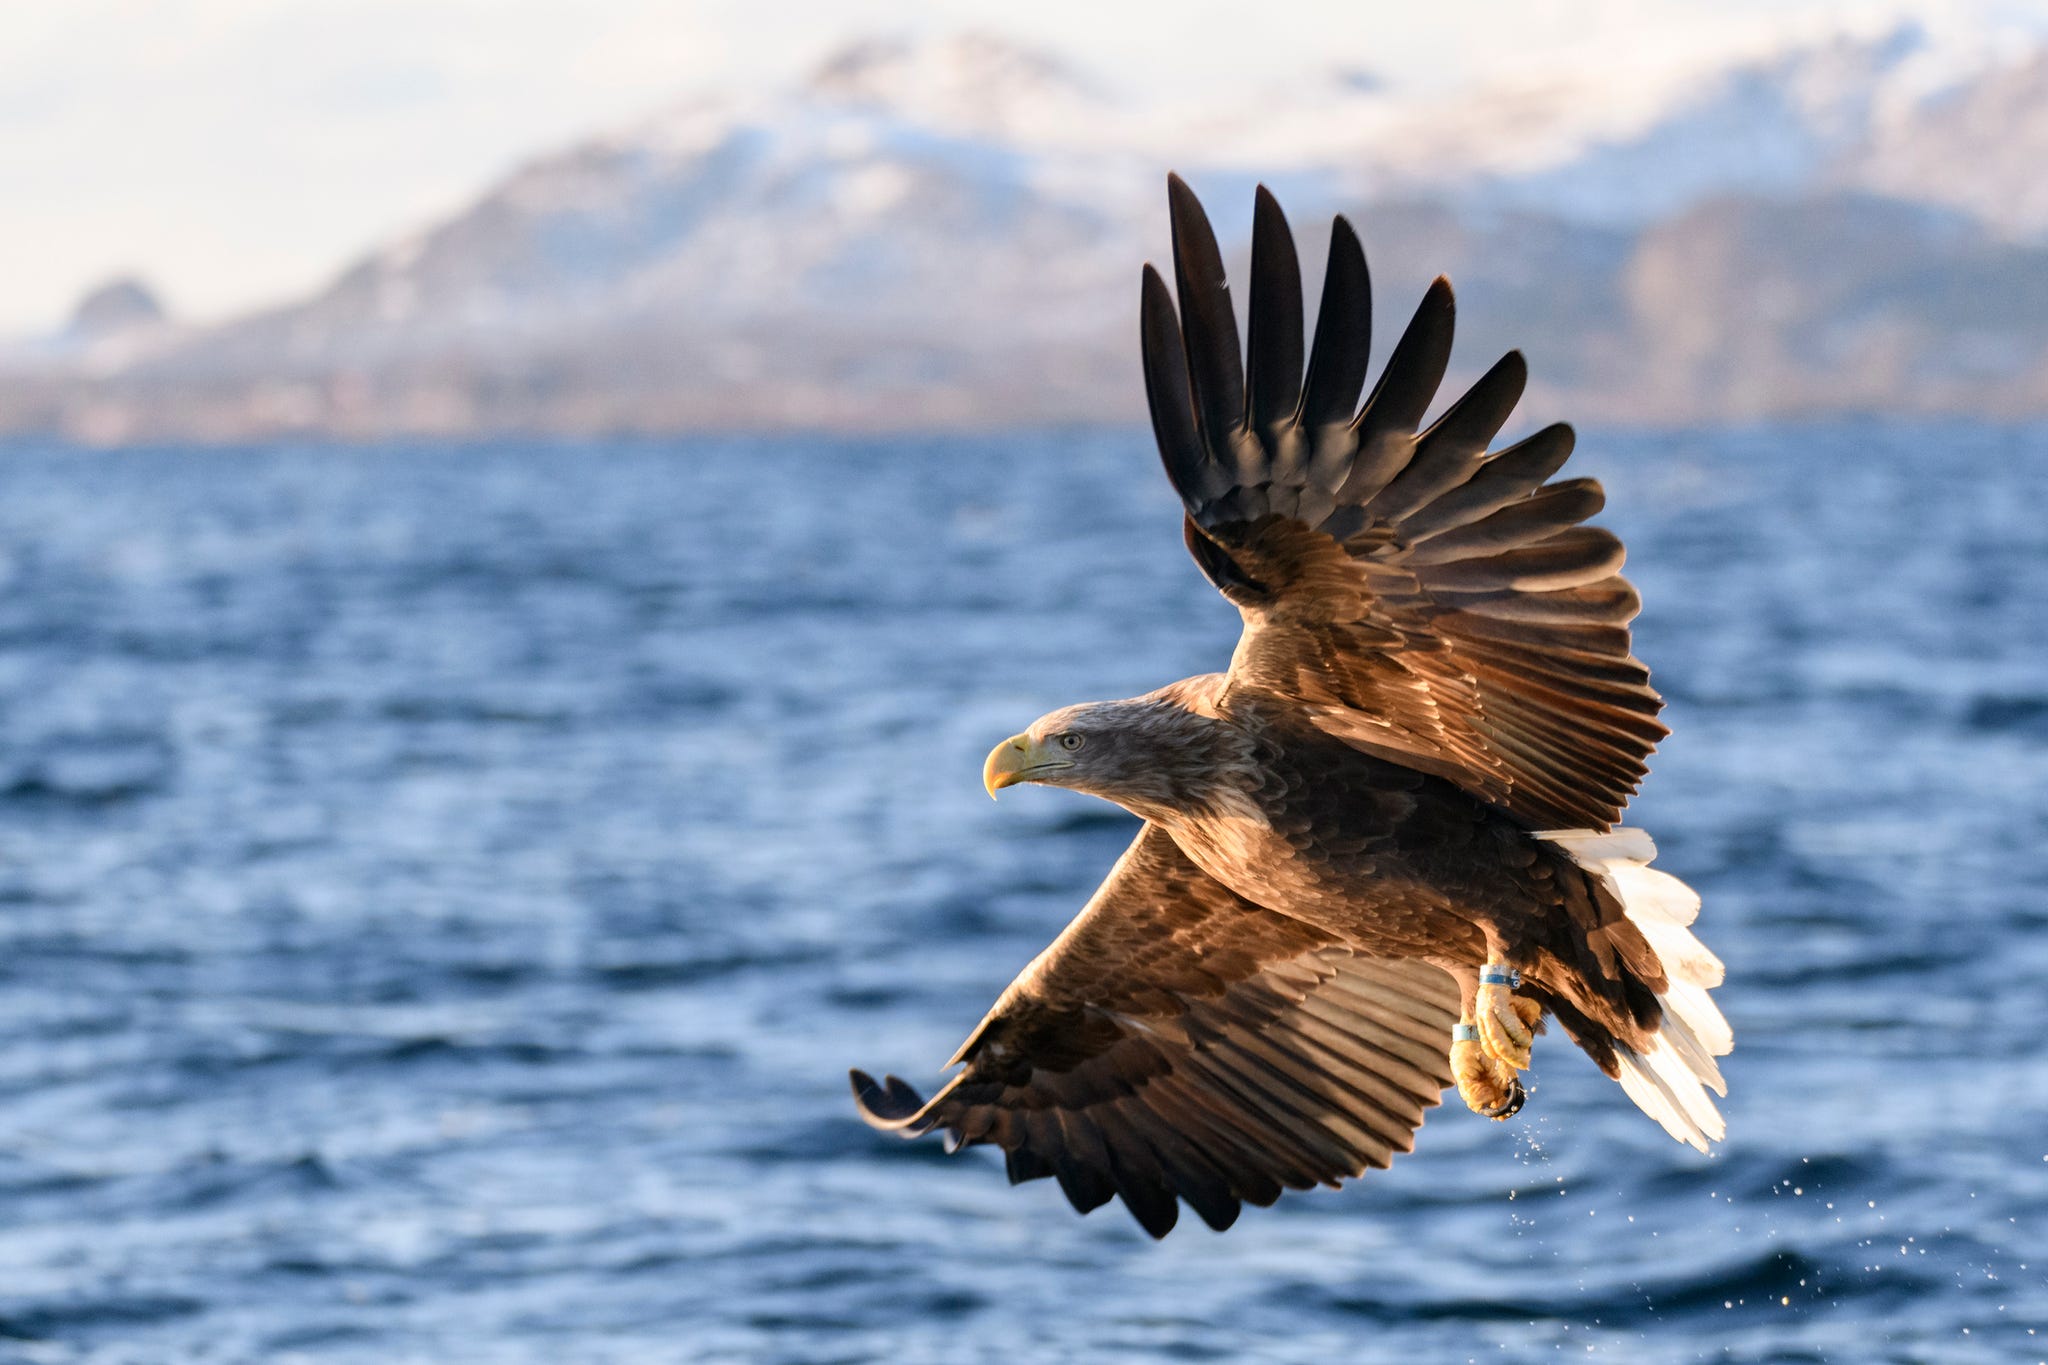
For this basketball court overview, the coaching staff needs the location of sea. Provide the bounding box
[0,424,2041,1364]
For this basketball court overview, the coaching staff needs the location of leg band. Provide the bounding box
[1451,1023,1480,1042]
[1478,966,1521,988]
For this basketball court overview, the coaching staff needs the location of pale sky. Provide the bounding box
[0,0,2039,335]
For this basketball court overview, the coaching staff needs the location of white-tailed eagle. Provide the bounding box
[851,176,1729,1238]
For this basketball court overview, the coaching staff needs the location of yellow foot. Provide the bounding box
[1452,1031,1524,1119]
[1476,964,1540,1070]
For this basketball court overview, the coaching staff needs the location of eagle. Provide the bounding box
[851,176,1729,1238]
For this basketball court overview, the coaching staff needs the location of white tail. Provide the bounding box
[1537,828,1731,1152]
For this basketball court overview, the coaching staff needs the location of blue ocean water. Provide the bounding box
[0,426,2041,1364]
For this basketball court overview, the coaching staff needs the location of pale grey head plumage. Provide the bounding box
[982,696,1237,819]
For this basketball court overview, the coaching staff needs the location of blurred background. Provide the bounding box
[13,0,2048,436]
[0,2,2045,1363]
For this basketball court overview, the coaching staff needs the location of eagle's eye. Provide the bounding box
[1058,733,1085,752]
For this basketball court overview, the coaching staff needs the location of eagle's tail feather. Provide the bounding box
[1537,828,1730,1152]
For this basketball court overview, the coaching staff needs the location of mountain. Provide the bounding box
[7,23,2048,443]
[68,277,168,339]
[1844,44,2048,236]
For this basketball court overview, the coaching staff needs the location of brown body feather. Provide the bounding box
[1147,679,1665,1054]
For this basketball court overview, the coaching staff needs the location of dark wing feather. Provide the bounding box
[1166,173,1246,452]
[1300,215,1372,429]
[1245,185,1305,432]
[1145,179,1665,830]
[851,825,1458,1238]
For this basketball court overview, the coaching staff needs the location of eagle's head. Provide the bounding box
[982,697,1230,819]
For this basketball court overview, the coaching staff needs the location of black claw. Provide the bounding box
[1481,1076,1526,1120]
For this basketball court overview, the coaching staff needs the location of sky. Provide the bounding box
[1,0,2043,336]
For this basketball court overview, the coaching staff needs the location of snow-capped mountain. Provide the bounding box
[8,22,2048,442]
[1846,42,2048,235]
[1218,19,2041,227]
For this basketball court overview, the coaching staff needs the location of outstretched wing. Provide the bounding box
[851,824,1458,1238]
[1142,175,1666,831]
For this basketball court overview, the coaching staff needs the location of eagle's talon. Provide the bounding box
[1452,1036,1523,1120]
[1480,1076,1525,1119]
[1476,972,1535,1070]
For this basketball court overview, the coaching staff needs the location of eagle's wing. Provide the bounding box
[851,823,1459,1238]
[1143,176,1665,830]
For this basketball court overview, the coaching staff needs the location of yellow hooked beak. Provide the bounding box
[983,733,1070,799]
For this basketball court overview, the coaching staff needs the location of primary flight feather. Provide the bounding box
[851,176,1729,1239]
